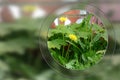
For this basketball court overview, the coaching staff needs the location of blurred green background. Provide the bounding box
[0,0,120,80]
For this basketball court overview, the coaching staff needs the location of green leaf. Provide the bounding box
[78,31,91,39]
[66,40,82,53]
[82,54,87,62]
[70,23,82,30]
[83,14,93,28]
[101,31,108,41]
[79,40,85,50]
[58,56,67,65]
[48,39,67,50]
[96,50,106,54]
[92,33,102,43]
[87,57,94,62]
[48,26,74,38]
[92,24,103,31]
[65,60,76,69]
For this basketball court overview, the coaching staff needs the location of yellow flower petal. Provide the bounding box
[59,17,67,22]
[69,34,77,42]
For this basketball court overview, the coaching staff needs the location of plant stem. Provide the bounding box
[62,34,65,57]
[90,24,93,51]
[66,44,71,59]
[67,40,82,53]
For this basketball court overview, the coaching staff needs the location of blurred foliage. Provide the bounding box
[0,18,49,80]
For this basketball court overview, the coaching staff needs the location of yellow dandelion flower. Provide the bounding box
[69,34,77,42]
[59,17,67,22]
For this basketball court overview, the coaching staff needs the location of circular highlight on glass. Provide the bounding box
[47,10,108,70]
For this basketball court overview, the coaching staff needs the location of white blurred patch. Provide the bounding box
[80,10,87,15]
[32,7,47,19]
[9,5,21,19]
[65,19,71,25]
[76,18,83,24]
[54,18,59,26]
